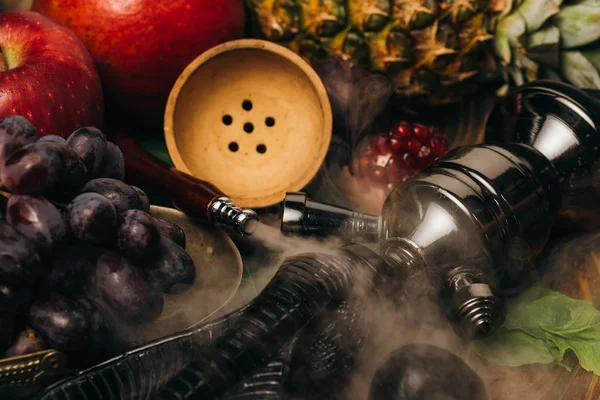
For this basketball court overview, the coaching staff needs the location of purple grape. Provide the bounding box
[0,222,42,285]
[66,127,107,178]
[38,135,67,144]
[69,297,116,367]
[0,283,33,316]
[47,244,104,295]
[61,145,89,189]
[145,236,196,295]
[152,217,186,249]
[81,178,142,213]
[97,142,125,181]
[0,195,6,221]
[0,115,37,165]
[1,142,86,195]
[28,293,90,352]
[4,327,48,358]
[0,316,15,350]
[6,195,69,256]
[67,193,118,245]
[96,251,164,324]
[131,186,150,212]
[116,209,160,262]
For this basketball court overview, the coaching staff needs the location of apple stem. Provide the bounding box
[0,50,7,72]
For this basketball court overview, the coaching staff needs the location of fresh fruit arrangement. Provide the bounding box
[0,115,196,368]
[247,0,600,105]
[31,0,246,127]
[351,122,449,193]
[0,11,104,136]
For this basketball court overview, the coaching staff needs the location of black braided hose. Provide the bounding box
[33,244,386,400]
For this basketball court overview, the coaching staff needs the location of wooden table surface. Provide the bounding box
[474,234,600,400]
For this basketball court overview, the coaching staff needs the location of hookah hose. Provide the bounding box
[32,305,248,400]
[223,299,365,400]
[34,244,383,400]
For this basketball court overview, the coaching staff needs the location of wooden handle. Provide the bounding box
[110,130,224,220]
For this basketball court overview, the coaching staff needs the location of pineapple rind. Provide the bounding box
[247,0,600,103]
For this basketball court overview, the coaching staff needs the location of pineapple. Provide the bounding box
[246,0,600,105]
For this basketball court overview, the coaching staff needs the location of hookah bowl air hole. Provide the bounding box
[281,81,600,340]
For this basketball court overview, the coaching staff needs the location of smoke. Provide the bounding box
[243,207,600,400]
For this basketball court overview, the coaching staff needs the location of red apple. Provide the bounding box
[0,11,104,137]
[32,0,247,129]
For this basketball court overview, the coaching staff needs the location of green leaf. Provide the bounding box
[555,0,600,48]
[503,289,573,338]
[539,66,564,81]
[494,13,527,63]
[561,51,600,89]
[473,328,560,367]
[581,47,600,71]
[515,0,562,32]
[545,333,600,374]
[472,287,600,375]
[526,25,560,68]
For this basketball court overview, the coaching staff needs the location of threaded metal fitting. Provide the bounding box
[208,196,259,237]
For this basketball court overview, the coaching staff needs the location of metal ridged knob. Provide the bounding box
[208,196,258,237]
[450,282,505,340]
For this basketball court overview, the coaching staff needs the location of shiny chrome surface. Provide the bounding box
[207,196,259,237]
[380,142,561,337]
[281,192,380,242]
[485,80,600,231]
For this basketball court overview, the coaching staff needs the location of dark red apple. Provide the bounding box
[32,0,247,129]
[0,11,104,137]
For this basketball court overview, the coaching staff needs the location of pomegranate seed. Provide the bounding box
[417,145,435,170]
[389,136,407,152]
[428,127,440,137]
[378,143,392,156]
[413,124,431,140]
[407,139,422,155]
[393,122,411,138]
[375,135,390,153]
[430,137,448,157]
[359,155,371,169]
[370,166,387,182]
[387,166,407,184]
[417,145,431,158]
[403,153,418,171]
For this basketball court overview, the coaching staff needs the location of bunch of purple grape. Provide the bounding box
[0,115,195,367]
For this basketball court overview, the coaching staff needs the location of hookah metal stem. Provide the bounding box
[111,131,258,237]
[152,245,381,400]
[281,192,380,242]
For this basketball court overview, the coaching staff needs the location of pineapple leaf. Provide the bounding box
[516,53,540,81]
[508,62,525,85]
[581,47,600,71]
[494,13,526,63]
[514,0,562,33]
[561,51,600,89]
[539,66,565,81]
[555,1,600,48]
[526,25,560,68]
